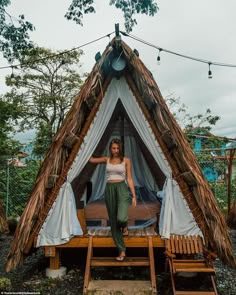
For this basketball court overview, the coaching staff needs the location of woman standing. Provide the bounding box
[89,138,137,261]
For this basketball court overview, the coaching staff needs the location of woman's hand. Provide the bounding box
[132,197,137,207]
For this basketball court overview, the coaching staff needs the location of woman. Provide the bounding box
[89,138,137,261]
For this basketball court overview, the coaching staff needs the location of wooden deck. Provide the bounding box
[44,228,165,250]
[43,227,165,272]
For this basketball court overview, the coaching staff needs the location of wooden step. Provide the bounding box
[87,279,153,295]
[176,291,216,295]
[91,256,150,267]
[83,236,157,294]
[173,261,215,273]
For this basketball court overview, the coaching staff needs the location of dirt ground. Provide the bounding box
[0,230,236,295]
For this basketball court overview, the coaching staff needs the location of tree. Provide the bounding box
[0,96,22,156]
[165,93,223,155]
[4,47,85,157]
[165,94,220,131]
[1,1,158,63]
[0,158,40,217]
[65,0,159,32]
[0,0,34,62]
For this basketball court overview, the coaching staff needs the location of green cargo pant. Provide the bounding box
[105,181,130,253]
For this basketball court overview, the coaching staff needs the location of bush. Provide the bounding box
[0,277,11,291]
[209,180,236,211]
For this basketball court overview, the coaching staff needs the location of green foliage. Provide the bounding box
[0,0,34,62]
[166,94,220,131]
[209,180,236,211]
[0,277,11,290]
[3,47,85,157]
[33,122,54,157]
[0,97,22,156]
[0,159,40,217]
[65,0,159,32]
[165,94,236,214]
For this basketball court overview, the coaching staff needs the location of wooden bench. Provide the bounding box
[165,235,218,295]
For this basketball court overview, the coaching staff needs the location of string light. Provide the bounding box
[95,51,102,62]
[133,48,139,57]
[208,63,213,79]
[1,29,236,80]
[10,66,14,78]
[120,31,236,78]
[157,48,162,65]
[107,33,113,52]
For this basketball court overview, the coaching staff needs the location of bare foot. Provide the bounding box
[122,227,129,236]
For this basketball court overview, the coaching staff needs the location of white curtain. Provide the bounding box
[37,79,120,246]
[112,78,202,238]
[37,77,202,247]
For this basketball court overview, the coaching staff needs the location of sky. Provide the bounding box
[1,0,236,141]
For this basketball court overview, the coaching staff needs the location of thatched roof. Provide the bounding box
[228,198,236,229]
[6,37,236,271]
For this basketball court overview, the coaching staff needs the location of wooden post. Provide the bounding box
[83,236,93,294]
[227,149,236,215]
[77,201,87,234]
[49,248,60,270]
[148,236,157,294]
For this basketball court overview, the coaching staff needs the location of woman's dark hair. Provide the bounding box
[109,138,124,161]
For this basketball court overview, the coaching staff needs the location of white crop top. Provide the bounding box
[106,158,126,181]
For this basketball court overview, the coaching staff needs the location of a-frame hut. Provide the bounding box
[5,33,235,277]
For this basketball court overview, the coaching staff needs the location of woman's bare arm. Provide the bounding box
[89,156,108,164]
[125,158,137,207]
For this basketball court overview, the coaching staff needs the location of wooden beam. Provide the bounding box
[227,148,236,214]
[45,246,56,257]
[49,248,60,270]
[148,236,157,294]
[83,236,93,294]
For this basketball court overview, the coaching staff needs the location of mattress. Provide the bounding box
[84,199,161,226]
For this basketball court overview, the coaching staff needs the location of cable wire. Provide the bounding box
[0,32,114,70]
[121,31,236,68]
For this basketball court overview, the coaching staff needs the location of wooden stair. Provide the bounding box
[91,256,150,266]
[83,236,157,294]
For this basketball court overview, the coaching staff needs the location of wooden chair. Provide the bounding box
[165,235,218,295]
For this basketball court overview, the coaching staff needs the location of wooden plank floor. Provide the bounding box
[56,227,165,248]
[87,227,157,236]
